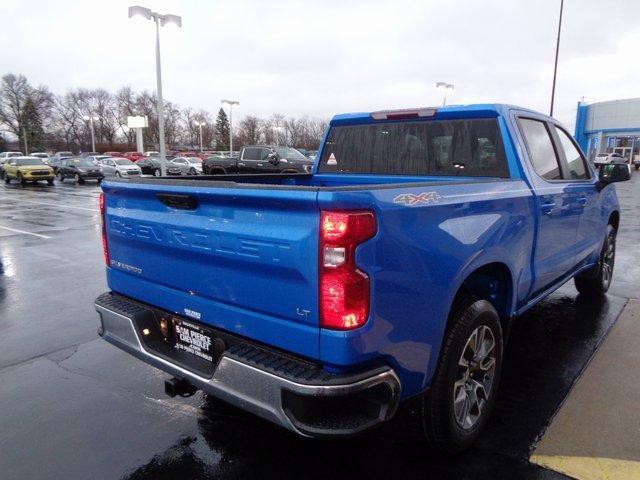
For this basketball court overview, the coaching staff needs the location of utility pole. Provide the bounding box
[550,0,564,117]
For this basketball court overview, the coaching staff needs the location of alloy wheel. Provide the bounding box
[453,325,496,430]
[602,233,615,289]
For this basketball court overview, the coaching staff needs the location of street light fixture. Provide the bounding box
[194,121,206,152]
[128,5,182,175]
[83,115,99,153]
[221,99,239,154]
[436,82,454,106]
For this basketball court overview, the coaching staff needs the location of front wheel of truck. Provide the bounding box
[421,297,503,453]
[574,224,616,295]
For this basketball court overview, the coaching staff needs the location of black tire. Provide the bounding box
[57,172,64,182]
[4,175,10,184]
[18,173,25,185]
[635,164,639,170]
[47,179,54,185]
[153,169,161,177]
[574,224,616,295]
[421,296,503,453]
[115,171,121,178]
[189,167,196,175]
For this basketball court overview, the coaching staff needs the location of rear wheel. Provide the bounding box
[18,172,25,185]
[153,169,161,177]
[57,172,64,182]
[189,167,196,175]
[4,175,10,184]
[47,179,54,185]
[635,164,639,170]
[574,224,616,295]
[420,297,503,453]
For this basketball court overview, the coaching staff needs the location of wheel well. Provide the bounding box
[451,263,513,336]
[609,211,620,231]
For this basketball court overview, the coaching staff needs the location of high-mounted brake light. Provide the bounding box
[370,107,437,120]
[99,193,109,266]
[320,211,376,330]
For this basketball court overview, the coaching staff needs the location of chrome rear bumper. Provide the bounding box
[95,293,401,437]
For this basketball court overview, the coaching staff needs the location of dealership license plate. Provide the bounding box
[174,319,214,362]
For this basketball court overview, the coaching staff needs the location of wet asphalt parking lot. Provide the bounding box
[0,174,638,479]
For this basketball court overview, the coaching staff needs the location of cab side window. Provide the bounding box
[554,126,589,180]
[519,118,562,181]
[243,148,261,161]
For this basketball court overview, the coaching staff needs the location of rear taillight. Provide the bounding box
[319,210,376,330]
[99,193,109,266]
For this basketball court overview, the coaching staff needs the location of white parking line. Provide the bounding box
[0,226,51,239]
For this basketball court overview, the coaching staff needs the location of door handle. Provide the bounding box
[238,162,245,166]
[578,197,588,206]
[541,202,556,215]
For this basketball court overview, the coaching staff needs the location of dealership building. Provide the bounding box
[574,97,640,162]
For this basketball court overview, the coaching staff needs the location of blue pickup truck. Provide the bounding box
[95,104,630,452]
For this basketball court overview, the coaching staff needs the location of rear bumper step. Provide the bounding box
[94,292,401,437]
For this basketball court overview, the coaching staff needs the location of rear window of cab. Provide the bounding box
[318,118,508,177]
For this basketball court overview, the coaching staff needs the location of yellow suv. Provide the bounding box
[4,156,55,185]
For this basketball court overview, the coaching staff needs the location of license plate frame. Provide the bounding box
[173,318,214,363]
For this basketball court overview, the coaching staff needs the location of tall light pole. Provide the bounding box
[436,82,454,106]
[194,121,206,152]
[83,115,99,152]
[549,0,564,117]
[128,6,182,175]
[222,99,239,154]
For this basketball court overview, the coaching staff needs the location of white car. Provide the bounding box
[170,156,203,175]
[593,152,624,168]
[144,151,159,157]
[99,157,142,178]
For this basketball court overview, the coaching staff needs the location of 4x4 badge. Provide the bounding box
[393,192,441,206]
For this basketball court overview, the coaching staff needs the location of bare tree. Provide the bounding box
[0,73,53,151]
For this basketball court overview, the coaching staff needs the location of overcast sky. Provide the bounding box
[2,0,640,129]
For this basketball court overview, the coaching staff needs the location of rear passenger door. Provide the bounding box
[516,116,581,295]
[237,147,261,173]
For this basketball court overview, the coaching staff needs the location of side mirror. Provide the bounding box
[599,162,630,185]
[267,153,279,164]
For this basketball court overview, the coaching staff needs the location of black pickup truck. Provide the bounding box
[203,145,313,174]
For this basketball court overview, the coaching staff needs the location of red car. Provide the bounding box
[124,151,145,162]
[178,151,198,157]
[103,151,124,157]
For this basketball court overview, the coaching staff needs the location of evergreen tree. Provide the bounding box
[21,96,47,153]
[215,107,230,151]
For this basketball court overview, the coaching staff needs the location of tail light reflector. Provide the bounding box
[99,193,109,266]
[320,211,376,330]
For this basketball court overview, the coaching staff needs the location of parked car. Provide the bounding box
[124,151,145,162]
[49,152,74,173]
[86,155,111,166]
[593,152,624,168]
[103,151,125,158]
[56,157,104,184]
[80,151,100,158]
[203,145,313,174]
[95,104,630,452]
[3,156,54,185]
[177,150,197,157]
[170,156,203,175]
[0,152,23,178]
[136,157,182,176]
[30,152,50,164]
[99,157,142,177]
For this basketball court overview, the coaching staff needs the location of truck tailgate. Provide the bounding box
[102,181,320,359]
